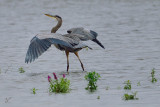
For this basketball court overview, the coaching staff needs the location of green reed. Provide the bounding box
[85,71,101,92]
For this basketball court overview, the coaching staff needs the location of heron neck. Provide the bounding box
[51,19,62,33]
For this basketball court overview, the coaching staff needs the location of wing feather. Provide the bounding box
[25,34,73,63]
[67,27,105,49]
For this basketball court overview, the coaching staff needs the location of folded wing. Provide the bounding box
[67,27,105,49]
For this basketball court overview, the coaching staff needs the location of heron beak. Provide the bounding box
[44,14,56,19]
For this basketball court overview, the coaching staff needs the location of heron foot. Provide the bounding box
[67,71,69,75]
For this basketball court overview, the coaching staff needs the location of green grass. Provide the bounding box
[97,96,100,99]
[124,80,131,90]
[19,67,25,73]
[31,88,38,94]
[106,86,110,90]
[123,92,138,100]
[137,81,141,86]
[151,68,157,83]
[48,73,70,93]
[85,71,101,92]
[123,80,139,100]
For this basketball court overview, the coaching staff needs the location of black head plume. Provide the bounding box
[54,15,62,19]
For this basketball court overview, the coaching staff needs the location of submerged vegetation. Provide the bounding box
[106,86,110,90]
[137,81,141,86]
[85,71,101,92]
[31,88,38,94]
[48,73,70,93]
[151,68,157,83]
[19,67,25,73]
[124,80,131,90]
[123,80,138,100]
[123,92,138,100]
[97,96,100,99]
[4,67,159,100]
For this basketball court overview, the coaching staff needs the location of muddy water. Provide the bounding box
[0,0,160,107]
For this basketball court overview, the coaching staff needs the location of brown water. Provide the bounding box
[0,0,160,107]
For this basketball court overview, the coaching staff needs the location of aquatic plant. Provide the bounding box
[123,91,138,100]
[85,71,101,91]
[151,68,157,83]
[123,80,138,100]
[137,81,141,86]
[106,86,110,90]
[31,88,38,94]
[48,73,70,93]
[97,96,100,99]
[19,67,25,73]
[124,80,131,90]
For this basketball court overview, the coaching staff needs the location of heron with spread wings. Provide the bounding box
[25,14,105,72]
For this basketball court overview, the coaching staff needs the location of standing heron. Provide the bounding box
[25,14,105,72]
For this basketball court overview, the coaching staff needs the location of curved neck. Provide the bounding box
[51,19,62,33]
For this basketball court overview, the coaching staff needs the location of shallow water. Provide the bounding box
[0,0,160,107]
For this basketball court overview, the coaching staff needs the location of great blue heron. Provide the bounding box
[25,14,105,72]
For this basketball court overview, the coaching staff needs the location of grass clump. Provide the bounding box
[151,68,157,83]
[85,71,100,92]
[137,81,141,86]
[31,88,38,94]
[19,67,25,73]
[106,86,110,90]
[48,73,70,93]
[123,92,138,100]
[123,80,139,100]
[97,96,100,99]
[124,80,131,90]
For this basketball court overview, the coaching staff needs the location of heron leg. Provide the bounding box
[74,52,84,71]
[65,51,69,73]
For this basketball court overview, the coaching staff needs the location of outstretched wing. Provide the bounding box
[67,27,105,49]
[25,33,73,63]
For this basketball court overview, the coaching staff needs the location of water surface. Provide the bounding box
[0,0,160,107]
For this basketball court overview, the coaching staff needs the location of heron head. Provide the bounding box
[45,14,62,21]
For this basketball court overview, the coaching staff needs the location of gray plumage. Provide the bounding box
[25,33,92,63]
[67,27,105,49]
[25,14,105,72]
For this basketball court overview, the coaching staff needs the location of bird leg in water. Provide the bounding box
[74,52,84,71]
[65,51,69,73]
